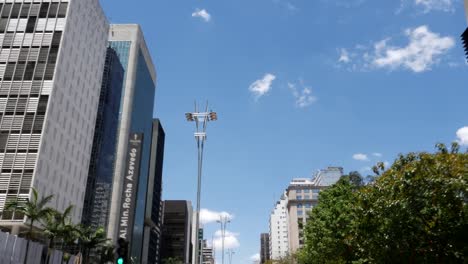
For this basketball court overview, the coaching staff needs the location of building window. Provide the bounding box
[297,195,302,200]
[298,210,303,216]
[304,195,310,199]
[304,189,310,193]
[296,189,302,194]
[313,189,320,194]
[305,203,311,208]
[297,203,303,208]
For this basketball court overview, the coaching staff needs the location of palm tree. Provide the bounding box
[41,206,74,263]
[77,226,110,264]
[4,188,54,264]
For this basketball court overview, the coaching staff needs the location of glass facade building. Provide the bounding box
[82,47,124,230]
[106,24,158,263]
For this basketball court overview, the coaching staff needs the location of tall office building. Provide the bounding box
[201,239,214,264]
[260,233,270,264]
[82,47,124,230]
[105,24,157,263]
[142,119,165,264]
[161,200,193,264]
[286,167,343,253]
[269,193,289,260]
[0,0,108,230]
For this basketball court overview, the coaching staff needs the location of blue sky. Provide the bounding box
[101,0,468,263]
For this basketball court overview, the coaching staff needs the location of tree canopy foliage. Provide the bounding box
[298,143,468,263]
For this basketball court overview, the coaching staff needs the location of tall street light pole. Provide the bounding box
[227,249,235,264]
[217,215,230,264]
[186,102,218,264]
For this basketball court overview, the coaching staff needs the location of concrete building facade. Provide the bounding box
[260,233,270,263]
[0,0,108,230]
[286,167,343,254]
[269,193,289,260]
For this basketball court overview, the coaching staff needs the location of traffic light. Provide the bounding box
[116,238,129,263]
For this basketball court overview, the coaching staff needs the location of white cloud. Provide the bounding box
[414,0,454,12]
[339,48,351,63]
[384,161,390,168]
[192,8,211,22]
[373,26,455,72]
[456,127,468,146]
[288,82,318,108]
[372,153,383,157]
[353,153,369,161]
[251,253,261,262]
[249,73,276,99]
[338,25,455,72]
[212,230,240,250]
[200,209,233,225]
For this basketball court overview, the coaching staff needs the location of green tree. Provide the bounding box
[162,257,184,264]
[41,205,74,263]
[4,188,54,264]
[298,177,360,264]
[77,226,110,264]
[355,143,468,262]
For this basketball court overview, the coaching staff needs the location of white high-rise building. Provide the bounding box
[269,193,289,260]
[0,0,108,231]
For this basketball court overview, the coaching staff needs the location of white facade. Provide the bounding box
[0,0,108,228]
[269,193,289,260]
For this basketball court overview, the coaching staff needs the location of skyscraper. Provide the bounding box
[269,193,289,260]
[142,119,165,264]
[161,200,194,264]
[0,0,108,231]
[82,47,124,230]
[260,233,270,264]
[105,24,157,263]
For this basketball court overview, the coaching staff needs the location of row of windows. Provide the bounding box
[295,189,320,194]
[0,47,58,64]
[0,113,46,133]
[0,3,68,19]
[1,32,62,48]
[0,95,48,114]
[0,17,66,33]
[0,61,55,81]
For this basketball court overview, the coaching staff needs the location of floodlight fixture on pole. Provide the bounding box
[217,215,231,264]
[186,101,218,264]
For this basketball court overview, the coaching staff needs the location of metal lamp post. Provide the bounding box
[227,249,235,264]
[217,215,231,264]
[186,102,218,264]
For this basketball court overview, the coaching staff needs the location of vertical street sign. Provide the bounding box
[118,133,144,243]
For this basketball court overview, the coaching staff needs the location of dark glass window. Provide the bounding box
[26,17,37,33]
[20,4,30,18]
[48,48,58,63]
[14,63,26,81]
[39,3,49,18]
[24,62,36,80]
[57,3,68,18]
[48,3,59,18]
[11,3,21,18]
[1,4,12,18]
[0,18,7,33]
[37,96,48,114]
[52,32,62,47]
[3,63,16,81]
